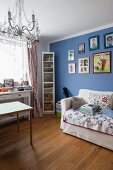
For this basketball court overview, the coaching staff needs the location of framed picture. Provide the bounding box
[89,35,99,51]
[93,51,111,74]
[104,32,113,48]
[78,43,85,54]
[4,79,14,87]
[68,50,74,61]
[78,57,89,74]
[68,63,76,73]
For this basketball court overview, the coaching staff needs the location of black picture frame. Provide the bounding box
[104,32,113,48]
[89,35,99,51]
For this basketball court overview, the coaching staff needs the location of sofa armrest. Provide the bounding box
[60,97,72,129]
[61,97,72,113]
[60,95,81,129]
[60,96,81,129]
[61,95,80,114]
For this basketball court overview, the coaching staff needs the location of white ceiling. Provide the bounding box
[0,0,113,43]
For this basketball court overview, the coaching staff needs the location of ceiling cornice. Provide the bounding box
[49,23,113,44]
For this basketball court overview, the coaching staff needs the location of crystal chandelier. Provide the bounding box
[0,0,40,42]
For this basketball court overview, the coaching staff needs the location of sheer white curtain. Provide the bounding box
[0,39,29,84]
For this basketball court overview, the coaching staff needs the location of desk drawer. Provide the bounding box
[0,94,12,101]
[12,91,29,99]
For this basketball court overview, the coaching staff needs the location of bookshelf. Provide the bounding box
[42,52,55,114]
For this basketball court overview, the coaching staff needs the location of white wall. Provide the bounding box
[37,41,49,105]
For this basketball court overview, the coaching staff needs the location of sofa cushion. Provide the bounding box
[79,89,91,103]
[72,97,86,109]
[89,91,113,109]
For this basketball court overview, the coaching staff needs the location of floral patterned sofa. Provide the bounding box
[60,89,113,150]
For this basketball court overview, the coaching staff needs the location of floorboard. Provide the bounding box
[0,115,113,170]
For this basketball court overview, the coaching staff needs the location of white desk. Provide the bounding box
[0,90,33,124]
[0,90,32,105]
[0,101,33,145]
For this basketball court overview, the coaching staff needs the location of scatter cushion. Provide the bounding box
[79,104,100,116]
[89,91,113,109]
[72,97,86,109]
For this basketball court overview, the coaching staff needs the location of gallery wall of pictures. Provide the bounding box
[50,27,113,101]
[67,31,113,74]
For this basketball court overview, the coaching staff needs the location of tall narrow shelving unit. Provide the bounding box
[42,52,55,114]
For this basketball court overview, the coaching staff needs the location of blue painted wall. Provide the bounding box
[50,27,113,101]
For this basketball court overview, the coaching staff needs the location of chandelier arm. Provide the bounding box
[8,20,20,36]
[22,21,35,32]
[15,25,20,30]
[8,19,16,30]
[22,27,33,35]
[22,28,38,41]
[22,31,35,42]
[12,25,20,34]
[13,29,18,36]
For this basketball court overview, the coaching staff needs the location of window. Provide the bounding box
[0,39,30,86]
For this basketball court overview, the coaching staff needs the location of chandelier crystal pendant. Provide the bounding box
[0,0,40,42]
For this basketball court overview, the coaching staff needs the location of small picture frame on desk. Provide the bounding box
[4,79,14,87]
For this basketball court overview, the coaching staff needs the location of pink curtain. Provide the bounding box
[27,41,43,117]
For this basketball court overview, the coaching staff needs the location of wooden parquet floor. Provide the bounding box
[0,115,113,170]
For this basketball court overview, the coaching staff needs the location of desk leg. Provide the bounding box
[17,113,19,132]
[30,110,32,145]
